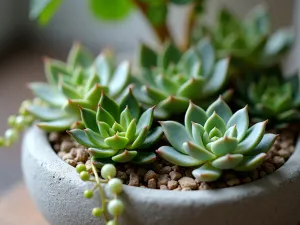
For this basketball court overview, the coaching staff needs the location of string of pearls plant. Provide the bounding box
[76,163,124,225]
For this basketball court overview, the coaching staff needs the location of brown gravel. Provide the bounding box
[50,129,297,190]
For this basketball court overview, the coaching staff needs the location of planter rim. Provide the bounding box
[24,126,300,205]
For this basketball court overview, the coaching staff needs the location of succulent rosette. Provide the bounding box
[195,5,294,74]
[157,97,277,182]
[236,73,300,127]
[134,39,231,119]
[26,43,130,131]
[68,90,163,166]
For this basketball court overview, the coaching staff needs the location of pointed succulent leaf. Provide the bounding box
[64,99,92,115]
[120,88,140,119]
[26,105,67,121]
[67,43,94,69]
[157,96,189,114]
[159,42,181,69]
[211,137,238,156]
[84,84,108,105]
[155,75,179,95]
[73,67,85,84]
[192,123,205,147]
[183,141,216,161]
[156,146,203,167]
[67,129,97,147]
[196,39,215,77]
[139,127,163,149]
[178,48,200,76]
[112,150,137,163]
[84,72,100,94]
[59,80,81,99]
[192,163,222,182]
[80,108,98,132]
[131,152,156,164]
[84,128,108,148]
[177,77,205,98]
[96,106,115,127]
[97,122,111,138]
[125,119,137,142]
[235,121,267,154]
[160,121,191,154]
[88,148,119,158]
[128,126,148,149]
[206,97,232,123]
[224,125,238,138]
[94,51,112,86]
[142,85,168,102]
[98,92,119,121]
[247,134,278,156]
[120,107,133,129]
[211,154,243,169]
[139,44,157,69]
[109,61,130,97]
[104,135,129,150]
[227,106,249,141]
[136,107,154,134]
[37,118,76,132]
[29,82,66,106]
[204,112,226,134]
[44,58,69,85]
[202,58,229,95]
[208,127,223,139]
[235,153,267,171]
[112,122,125,132]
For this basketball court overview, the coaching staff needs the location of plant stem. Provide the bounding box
[91,163,109,222]
[132,0,172,44]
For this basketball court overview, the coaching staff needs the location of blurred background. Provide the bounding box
[0,0,297,223]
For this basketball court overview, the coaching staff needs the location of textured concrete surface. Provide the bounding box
[23,126,300,225]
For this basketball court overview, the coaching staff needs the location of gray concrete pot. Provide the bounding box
[22,126,300,225]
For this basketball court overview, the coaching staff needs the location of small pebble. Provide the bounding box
[171,165,181,172]
[184,169,193,177]
[62,153,74,160]
[174,186,182,191]
[157,174,170,186]
[259,171,267,178]
[167,180,178,190]
[263,163,275,174]
[223,172,237,181]
[182,187,192,191]
[128,172,139,187]
[277,149,290,159]
[272,156,285,168]
[241,177,252,183]
[60,141,74,153]
[160,185,168,190]
[226,178,240,187]
[49,132,60,142]
[250,170,259,180]
[144,170,157,182]
[169,171,182,181]
[53,144,60,152]
[160,166,172,174]
[116,171,128,182]
[198,182,211,190]
[137,168,148,177]
[85,160,92,172]
[65,159,77,167]
[178,177,197,190]
[148,178,157,189]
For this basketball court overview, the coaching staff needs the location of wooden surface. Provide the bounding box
[0,182,48,225]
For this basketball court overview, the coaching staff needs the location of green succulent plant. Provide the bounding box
[157,97,277,182]
[134,39,231,119]
[194,5,294,74]
[68,90,163,166]
[26,43,130,131]
[236,73,300,127]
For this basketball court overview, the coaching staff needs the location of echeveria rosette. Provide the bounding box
[236,74,300,127]
[195,5,294,74]
[26,43,130,131]
[68,90,163,166]
[135,39,231,119]
[156,97,277,182]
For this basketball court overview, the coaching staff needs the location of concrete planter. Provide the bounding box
[22,126,300,225]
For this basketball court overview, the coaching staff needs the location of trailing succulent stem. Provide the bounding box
[68,90,163,165]
[76,163,124,225]
[135,39,231,119]
[195,5,294,75]
[157,97,277,182]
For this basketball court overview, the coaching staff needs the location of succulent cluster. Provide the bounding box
[195,5,294,74]
[157,98,277,182]
[134,39,232,118]
[236,73,300,127]
[68,90,163,166]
